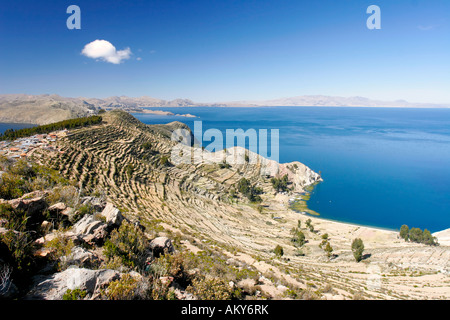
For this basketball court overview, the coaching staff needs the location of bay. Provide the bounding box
[129,107,450,232]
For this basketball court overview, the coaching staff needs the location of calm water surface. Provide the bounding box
[134,106,450,233]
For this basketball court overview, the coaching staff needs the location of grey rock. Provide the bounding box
[48,202,67,212]
[150,237,174,257]
[25,267,121,300]
[80,196,106,212]
[101,203,124,227]
[72,215,108,245]
[8,196,47,217]
[63,246,101,268]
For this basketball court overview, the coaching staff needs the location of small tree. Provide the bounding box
[274,245,284,257]
[160,156,170,166]
[422,229,438,246]
[324,242,333,258]
[291,228,306,247]
[351,238,365,262]
[399,225,409,241]
[305,219,314,232]
[409,228,423,243]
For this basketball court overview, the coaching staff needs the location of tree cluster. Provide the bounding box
[0,115,103,141]
[270,174,289,193]
[236,178,263,203]
[399,225,438,246]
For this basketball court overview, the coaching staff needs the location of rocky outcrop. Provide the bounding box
[71,214,109,245]
[61,246,101,268]
[100,203,124,227]
[80,196,106,212]
[150,237,174,257]
[25,267,121,300]
[7,196,47,217]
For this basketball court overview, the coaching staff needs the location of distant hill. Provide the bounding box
[1,93,448,125]
[0,94,98,125]
[218,95,450,108]
[0,94,198,125]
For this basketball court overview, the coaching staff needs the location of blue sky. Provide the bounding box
[0,0,449,103]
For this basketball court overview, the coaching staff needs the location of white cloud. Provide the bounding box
[81,40,132,64]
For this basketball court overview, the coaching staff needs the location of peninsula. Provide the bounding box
[1,110,448,300]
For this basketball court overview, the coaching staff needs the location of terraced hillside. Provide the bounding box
[32,110,450,300]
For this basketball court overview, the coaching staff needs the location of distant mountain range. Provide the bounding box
[218,95,450,108]
[0,93,448,124]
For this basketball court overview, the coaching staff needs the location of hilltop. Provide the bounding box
[9,110,444,300]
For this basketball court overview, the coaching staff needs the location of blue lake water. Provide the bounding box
[134,107,450,233]
[0,122,35,134]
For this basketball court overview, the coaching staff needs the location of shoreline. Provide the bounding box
[287,190,448,236]
[136,109,197,118]
[302,210,450,235]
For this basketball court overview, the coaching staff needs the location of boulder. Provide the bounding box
[100,203,124,227]
[149,237,174,257]
[73,215,103,235]
[48,202,67,213]
[72,215,108,245]
[25,267,121,300]
[80,196,106,212]
[8,196,47,217]
[61,207,74,217]
[62,246,101,268]
[40,220,52,234]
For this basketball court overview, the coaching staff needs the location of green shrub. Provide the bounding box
[46,185,79,207]
[290,228,306,247]
[0,204,34,272]
[324,241,333,258]
[103,221,149,269]
[71,203,94,224]
[305,219,314,232]
[159,156,170,167]
[274,245,284,257]
[148,252,189,286]
[44,231,74,270]
[104,274,140,300]
[63,288,87,300]
[0,172,25,200]
[187,276,233,300]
